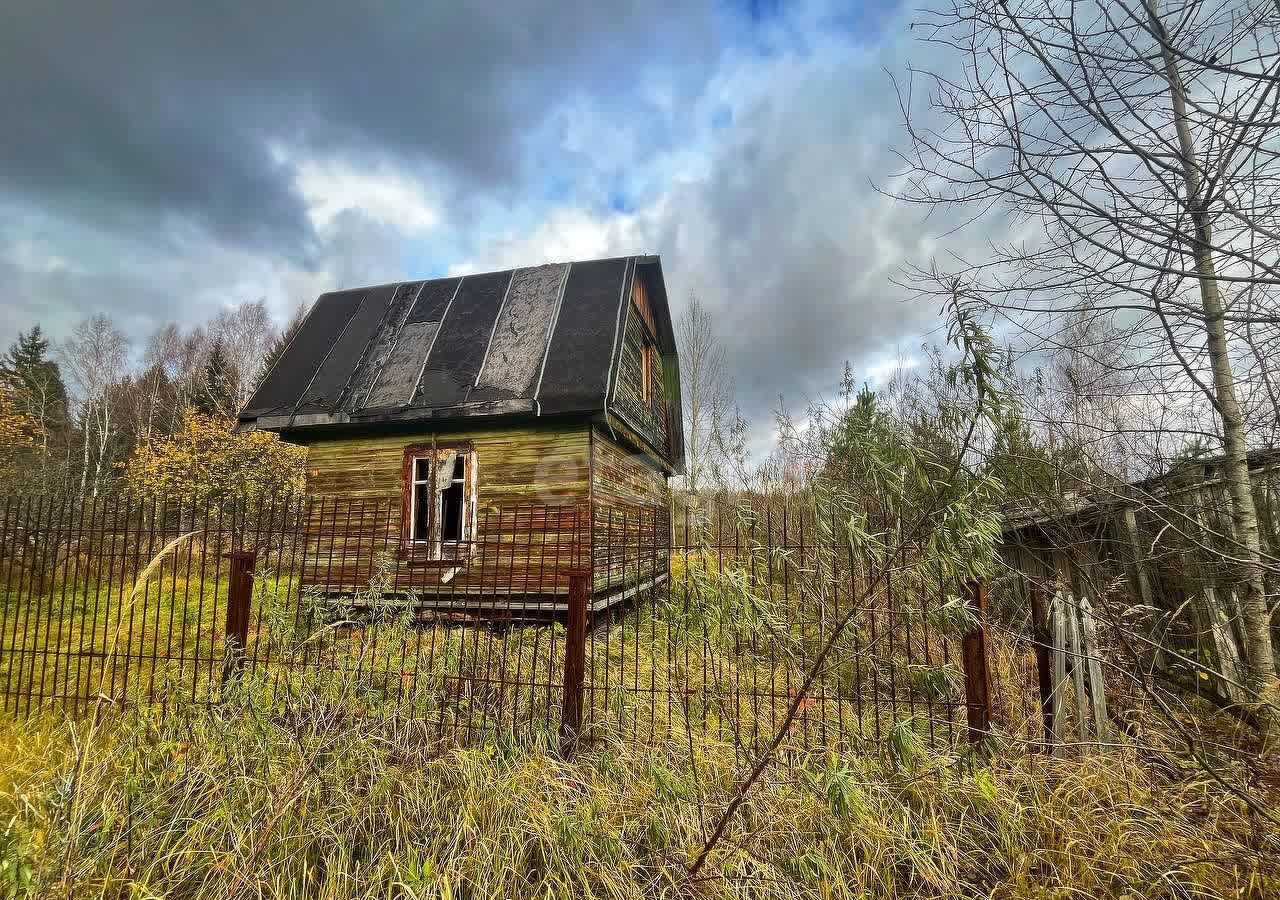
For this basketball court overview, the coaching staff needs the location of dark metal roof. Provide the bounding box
[239,255,684,468]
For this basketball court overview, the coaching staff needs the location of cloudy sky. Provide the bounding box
[1,0,964,439]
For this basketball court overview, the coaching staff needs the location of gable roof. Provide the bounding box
[238,255,684,467]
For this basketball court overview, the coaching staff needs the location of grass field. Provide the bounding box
[1,684,1276,899]
[2,545,1276,897]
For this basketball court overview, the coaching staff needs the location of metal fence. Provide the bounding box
[0,493,1030,756]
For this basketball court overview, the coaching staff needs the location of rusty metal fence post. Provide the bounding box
[560,570,590,752]
[961,579,993,743]
[222,549,257,685]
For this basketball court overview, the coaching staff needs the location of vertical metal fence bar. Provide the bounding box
[917,533,938,748]
[245,492,271,682]
[161,498,183,707]
[13,496,50,717]
[0,497,27,711]
[55,491,90,711]
[27,495,59,714]
[190,495,212,703]
[560,570,589,753]
[884,512,901,731]
[0,498,21,709]
[221,549,256,685]
[139,496,160,704]
[30,495,64,711]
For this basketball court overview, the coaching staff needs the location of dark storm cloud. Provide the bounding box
[0,1,715,255]
[2,0,986,443]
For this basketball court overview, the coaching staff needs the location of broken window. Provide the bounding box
[439,453,466,543]
[403,446,475,552]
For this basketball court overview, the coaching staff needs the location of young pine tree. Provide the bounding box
[0,326,71,486]
[197,338,239,418]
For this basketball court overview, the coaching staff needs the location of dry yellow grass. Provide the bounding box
[1,542,1277,898]
[0,693,1276,899]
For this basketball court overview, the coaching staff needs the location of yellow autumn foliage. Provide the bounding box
[0,389,39,486]
[123,410,305,503]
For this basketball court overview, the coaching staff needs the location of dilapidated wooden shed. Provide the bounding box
[237,255,684,615]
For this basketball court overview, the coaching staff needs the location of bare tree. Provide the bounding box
[676,293,728,496]
[172,326,211,419]
[128,323,186,445]
[211,300,278,415]
[895,0,1280,741]
[60,314,128,496]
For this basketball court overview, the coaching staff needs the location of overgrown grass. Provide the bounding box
[0,566,298,709]
[2,544,1277,897]
[1,687,1276,899]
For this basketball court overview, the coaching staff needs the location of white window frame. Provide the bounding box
[407,455,434,545]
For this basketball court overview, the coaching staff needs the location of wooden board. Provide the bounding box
[296,423,674,606]
[611,300,669,458]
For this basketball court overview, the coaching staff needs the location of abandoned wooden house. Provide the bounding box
[236,256,684,615]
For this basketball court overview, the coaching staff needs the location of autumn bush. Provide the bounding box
[0,390,38,487]
[122,410,305,504]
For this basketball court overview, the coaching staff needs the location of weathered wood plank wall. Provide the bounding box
[296,422,673,604]
[591,428,670,593]
[612,280,669,457]
[299,424,592,598]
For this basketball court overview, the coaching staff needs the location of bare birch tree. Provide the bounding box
[211,300,278,415]
[676,293,728,496]
[895,0,1280,741]
[60,314,128,496]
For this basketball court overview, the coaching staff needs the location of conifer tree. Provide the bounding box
[0,325,69,435]
[197,338,239,417]
[0,325,70,484]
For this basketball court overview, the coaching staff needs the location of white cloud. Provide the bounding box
[3,237,76,276]
[864,353,920,386]
[447,205,652,275]
[291,156,440,235]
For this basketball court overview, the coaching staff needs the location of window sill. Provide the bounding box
[398,545,473,568]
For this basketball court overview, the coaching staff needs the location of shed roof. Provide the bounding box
[238,255,683,466]
[999,446,1280,538]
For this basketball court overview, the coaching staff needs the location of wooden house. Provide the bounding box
[237,256,684,615]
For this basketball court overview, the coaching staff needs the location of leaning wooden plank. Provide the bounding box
[1028,583,1058,751]
[1065,594,1091,744]
[1189,491,1247,704]
[1206,586,1247,704]
[1119,506,1155,609]
[1050,590,1067,748]
[1079,594,1110,746]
